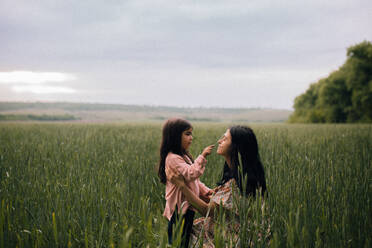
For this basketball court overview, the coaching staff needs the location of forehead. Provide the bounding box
[225,129,231,137]
[184,127,193,132]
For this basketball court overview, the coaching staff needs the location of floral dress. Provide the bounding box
[190,179,271,248]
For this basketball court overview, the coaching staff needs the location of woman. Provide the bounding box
[166,125,268,247]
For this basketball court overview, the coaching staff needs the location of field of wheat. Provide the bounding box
[0,123,371,247]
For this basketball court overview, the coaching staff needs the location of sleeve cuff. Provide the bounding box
[196,154,207,164]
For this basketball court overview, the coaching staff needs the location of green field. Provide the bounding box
[0,123,371,247]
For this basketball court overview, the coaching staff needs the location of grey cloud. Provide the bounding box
[0,0,371,108]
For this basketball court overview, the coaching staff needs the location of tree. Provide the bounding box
[345,41,372,122]
[289,40,372,123]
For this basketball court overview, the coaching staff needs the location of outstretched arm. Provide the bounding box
[167,155,206,182]
[167,145,214,182]
[166,166,216,216]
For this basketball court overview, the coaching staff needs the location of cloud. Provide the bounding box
[0,0,371,108]
[0,71,77,94]
[12,85,76,94]
[0,71,76,84]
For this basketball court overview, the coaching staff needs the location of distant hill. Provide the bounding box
[0,102,292,122]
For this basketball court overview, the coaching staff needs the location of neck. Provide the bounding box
[225,155,232,168]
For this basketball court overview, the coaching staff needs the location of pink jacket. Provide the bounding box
[163,152,211,220]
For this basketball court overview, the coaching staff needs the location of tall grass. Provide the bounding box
[0,123,371,247]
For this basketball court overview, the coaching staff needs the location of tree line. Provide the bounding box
[0,114,77,121]
[289,41,372,123]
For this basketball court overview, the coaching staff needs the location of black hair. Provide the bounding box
[158,118,194,184]
[217,126,267,197]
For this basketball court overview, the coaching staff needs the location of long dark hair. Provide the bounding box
[158,118,194,184]
[217,126,267,197]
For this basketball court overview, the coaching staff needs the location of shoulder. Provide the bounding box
[223,179,235,190]
[227,178,236,186]
[165,152,184,164]
[216,179,235,193]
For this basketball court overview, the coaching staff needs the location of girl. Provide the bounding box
[158,118,214,247]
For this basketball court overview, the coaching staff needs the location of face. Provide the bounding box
[181,127,193,151]
[217,129,232,156]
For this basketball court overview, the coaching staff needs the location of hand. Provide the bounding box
[207,201,218,215]
[165,165,185,187]
[202,145,215,158]
[206,189,216,197]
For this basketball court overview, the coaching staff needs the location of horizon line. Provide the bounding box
[0,100,293,111]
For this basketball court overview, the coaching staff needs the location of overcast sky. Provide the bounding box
[0,0,371,109]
